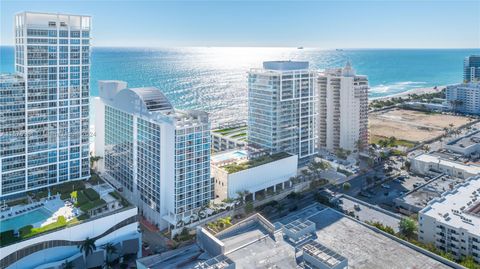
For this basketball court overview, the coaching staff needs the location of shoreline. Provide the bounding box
[369,86,446,103]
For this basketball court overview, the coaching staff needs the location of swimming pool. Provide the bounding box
[0,208,51,232]
[212,150,247,163]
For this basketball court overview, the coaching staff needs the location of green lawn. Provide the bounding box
[222,152,291,173]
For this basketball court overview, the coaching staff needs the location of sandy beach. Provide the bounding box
[369,86,446,102]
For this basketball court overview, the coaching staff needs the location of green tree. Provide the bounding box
[78,237,96,257]
[103,242,118,266]
[342,182,351,192]
[399,218,417,238]
[459,255,478,269]
[245,202,254,214]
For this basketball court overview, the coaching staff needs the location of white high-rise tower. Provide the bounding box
[0,12,91,198]
[247,61,318,160]
[317,62,369,153]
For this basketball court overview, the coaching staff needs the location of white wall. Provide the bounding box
[214,155,298,199]
[1,207,138,262]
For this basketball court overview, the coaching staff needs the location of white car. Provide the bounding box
[381,184,391,189]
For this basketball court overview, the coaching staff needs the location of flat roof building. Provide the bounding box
[445,130,480,157]
[1,12,91,198]
[410,153,480,179]
[211,149,297,201]
[248,61,317,161]
[138,205,454,269]
[446,83,480,115]
[94,80,212,231]
[419,175,480,262]
[317,62,369,152]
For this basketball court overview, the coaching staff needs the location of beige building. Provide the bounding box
[317,62,369,152]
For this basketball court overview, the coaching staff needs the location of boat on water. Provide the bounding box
[297,46,304,49]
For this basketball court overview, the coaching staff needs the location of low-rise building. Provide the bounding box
[137,204,454,268]
[410,153,480,179]
[445,130,480,157]
[211,123,247,152]
[419,175,480,262]
[0,185,140,269]
[211,149,298,201]
[394,174,463,215]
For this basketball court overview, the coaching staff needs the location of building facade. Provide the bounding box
[464,55,480,83]
[248,61,317,160]
[0,12,91,199]
[317,62,369,152]
[94,81,212,230]
[210,149,297,201]
[419,176,480,262]
[410,153,480,179]
[446,83,480,115]
[1,207,140,269]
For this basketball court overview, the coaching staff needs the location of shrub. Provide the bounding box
[0,230,17,246]
[19,225,33,236]
[84,188,100,201]
[245,202,254,214]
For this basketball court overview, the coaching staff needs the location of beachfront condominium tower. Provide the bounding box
[94,81,212,229]
[248,61,317,160]
[0,12,91,198]
[446,83,480,115]
[317,62,369,153]
[464,55,480,83]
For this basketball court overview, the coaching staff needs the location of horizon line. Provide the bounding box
[1,45,480,50]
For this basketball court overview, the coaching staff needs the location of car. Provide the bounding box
[381,184,391,189]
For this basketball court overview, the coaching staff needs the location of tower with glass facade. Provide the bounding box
[94,81,212,229]
[247,61,317,160]
[464,55,480,83]
[0,12,91,198]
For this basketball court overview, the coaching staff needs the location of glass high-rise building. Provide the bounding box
[247,61,318,160]
[464,55,480,83]
[0,12,91,198]
[94,81,212,229]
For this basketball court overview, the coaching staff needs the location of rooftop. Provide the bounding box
[212,151,292,174]
[141,204,452,269]
[0,180,129,247]
[262,60,309,71]
[446,130,480,149]
[420,175,480,234]
[0,74,24,84]
[413,153,480,175]
[212,124,247,141]
[395,175,463,211]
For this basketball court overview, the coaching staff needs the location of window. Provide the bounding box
[48,21,56,27]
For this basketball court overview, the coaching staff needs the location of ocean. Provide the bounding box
[1,46,478,125]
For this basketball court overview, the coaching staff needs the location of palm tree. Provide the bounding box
[62,259,75,269]
[78,237,97,257]
[422,145,430,153]
[103,243,118,267]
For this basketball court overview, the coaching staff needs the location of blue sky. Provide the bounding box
[1,0,479,48]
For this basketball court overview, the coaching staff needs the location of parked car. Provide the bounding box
[381,184,391,189]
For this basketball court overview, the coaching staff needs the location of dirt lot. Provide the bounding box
[370,108,471,142]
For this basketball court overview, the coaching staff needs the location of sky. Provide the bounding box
[0,0,479,48]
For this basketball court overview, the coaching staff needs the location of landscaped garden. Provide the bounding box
[222,152,291,174]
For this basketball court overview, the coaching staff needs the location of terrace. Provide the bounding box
[218,152,292,174]
[0,179,129,247]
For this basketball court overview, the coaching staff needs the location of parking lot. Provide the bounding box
[337,196,402,232]
[356,171,430,212]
